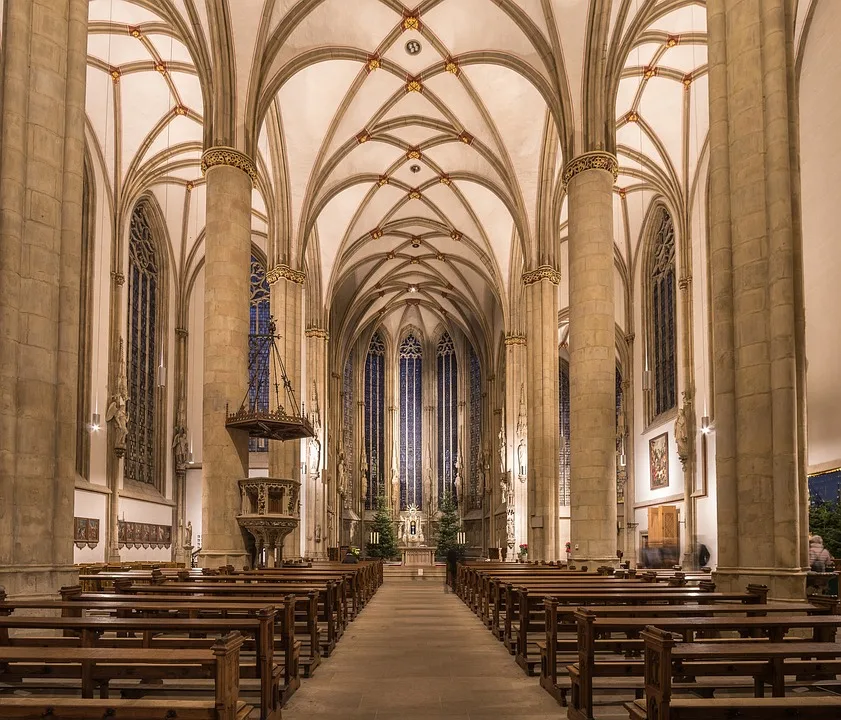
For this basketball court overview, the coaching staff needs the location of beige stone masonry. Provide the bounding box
[523,268,560,561]
[707,0,807,599]
[199,158,252,568]
[0,0,88,597]
[566,154,618,566]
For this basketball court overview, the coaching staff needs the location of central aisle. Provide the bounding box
[283,579,561,720]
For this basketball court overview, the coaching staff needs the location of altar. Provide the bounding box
[402,546,435,566]
[398,504,434,566]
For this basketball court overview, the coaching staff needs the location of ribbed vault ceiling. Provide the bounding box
[83,0,731,363]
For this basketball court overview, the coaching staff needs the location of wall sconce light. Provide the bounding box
[457,530,466,545]
[619,452,626,467]
[370,530,380,545]
[90,412,101,432]
[701,415,711,434]
[187,451,194,465]
[642,369,652,391]
[156,363,166,387]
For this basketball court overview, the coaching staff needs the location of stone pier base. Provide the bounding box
[713,567,807,601]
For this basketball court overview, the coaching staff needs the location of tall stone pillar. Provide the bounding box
[268,266,305,559]
[565,152,619,566]
[503,335,528,560]
[522,269,560,561]
[305,327,328,559]
[707,0,807,598]
[0,0,89,597]
[198,148,256,568]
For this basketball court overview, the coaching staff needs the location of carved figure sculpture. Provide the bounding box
[172,426,189,471]
[185,521,193,547]
[391,466,400,516]
[337,452,347,497]
[498,426,506,474]
[675,403,689,469]
[106,339,129,456]
[360,456,369,503]
[517,437,527,477]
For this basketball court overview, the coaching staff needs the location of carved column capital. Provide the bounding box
[305,327,329,339]
[111,271,125,287]
[201,146,258,185]
[522,266,561,286]
[504,334,527,346]
[562,151,619,188]
[267,264,306,285]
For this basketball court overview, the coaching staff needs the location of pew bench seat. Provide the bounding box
[0,698,254,720]
[625,696,841,719]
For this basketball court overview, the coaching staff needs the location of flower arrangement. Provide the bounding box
[518,543,528,557]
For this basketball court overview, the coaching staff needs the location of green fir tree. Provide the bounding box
[810,500,841,559]
[366,495,399,560]
[435,490,464,560]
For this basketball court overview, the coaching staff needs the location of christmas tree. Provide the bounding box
[366,494,399,560]
[435,490,464,560]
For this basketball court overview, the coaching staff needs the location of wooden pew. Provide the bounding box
[0,612,287,717]
[53,584,321,677]
[539,596,840,704]
[509,585,766,673]
[115,579,343,656]
[0,631,254,720]
[565,609,841,719]
[625,626,841,719]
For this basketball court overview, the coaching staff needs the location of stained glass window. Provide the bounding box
[249,255,271,452]
[558,359,571,507]
[400,333,423,510]
[437,333,458,506]
[468,345,481,509]
[364,333,385,509]
[651,209,677,417]
[126,201,158,485]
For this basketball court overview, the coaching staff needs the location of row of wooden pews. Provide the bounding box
[457,561,841,718]
[0,560,382,719]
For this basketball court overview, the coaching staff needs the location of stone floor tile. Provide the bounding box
[282,581,560,719]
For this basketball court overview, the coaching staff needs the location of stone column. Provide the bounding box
[198,148,255,568]
[268,266,305,559]
[522,270,560,561]
[0,0,88,597]
[305,327,328,559]
[503,336,528,560]
[707,0,807,597]
[565,152,619,567]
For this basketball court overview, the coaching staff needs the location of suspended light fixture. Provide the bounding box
[700,415,711,434]
[90,412,101,433]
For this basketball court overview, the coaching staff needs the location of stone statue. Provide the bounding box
[106,338,128,456]
[454,453,464,508]
[391,465,400,516]
[424,464,433,511]
[360,456,368,504]
[185,521,193,548]
[500,471,511,504]
[172,426,189,471]
[675,403,689,469]
[498,426,506,474]
[308,434,321,476]
[315,524,322,544]
[337,451,347,497]
[517,437,527,478]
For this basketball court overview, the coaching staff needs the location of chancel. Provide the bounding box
[1,1,840,718]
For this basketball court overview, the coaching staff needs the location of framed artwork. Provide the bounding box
[117,521,172,550]
[74,517,100,549]
[649,432,670,490]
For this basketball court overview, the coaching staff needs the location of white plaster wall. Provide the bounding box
[185,467,203,548]
[73,490,107,564]
[117,497,174,563]
[800,0,841,471]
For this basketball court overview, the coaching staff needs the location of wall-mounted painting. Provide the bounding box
[74,517,100,549]
[649,433,670,490]
[117,521,172,550]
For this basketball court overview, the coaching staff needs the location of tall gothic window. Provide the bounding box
[650,208,677,418]
[558,358,571,506]
[437,333,458,505]
[364,333,385,509]
[468,345,481,509]
[616,366,626,503]
[126,201,159,486]
[400,333,423,509]
[249,255,271,452]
